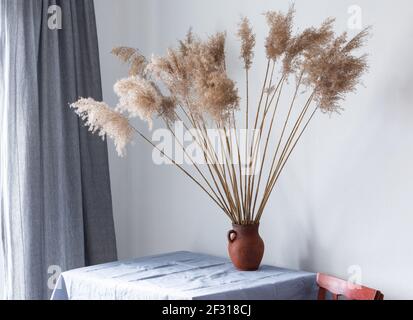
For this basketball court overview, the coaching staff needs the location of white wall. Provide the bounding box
[95,0,413,299]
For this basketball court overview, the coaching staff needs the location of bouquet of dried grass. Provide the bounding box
[72,7,369,225]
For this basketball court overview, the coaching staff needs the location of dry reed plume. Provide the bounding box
[72,7,369,224]
[71,98,134,157]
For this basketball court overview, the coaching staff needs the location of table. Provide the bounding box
[51,251,318,300]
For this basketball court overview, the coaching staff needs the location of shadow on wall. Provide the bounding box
[297,213,334,274]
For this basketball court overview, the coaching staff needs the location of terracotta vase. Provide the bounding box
[227,223,264,271]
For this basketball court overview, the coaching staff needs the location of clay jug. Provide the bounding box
[227,224,264,271]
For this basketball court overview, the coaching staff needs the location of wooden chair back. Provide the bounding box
[316,273,384,300]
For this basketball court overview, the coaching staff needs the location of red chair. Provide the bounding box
[316,273,384,300]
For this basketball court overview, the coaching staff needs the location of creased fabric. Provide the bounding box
[0,0,117,300]
[51,251,318,300]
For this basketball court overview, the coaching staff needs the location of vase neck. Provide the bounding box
[232,223,260,234]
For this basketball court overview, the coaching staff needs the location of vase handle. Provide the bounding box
[227,230,237,243]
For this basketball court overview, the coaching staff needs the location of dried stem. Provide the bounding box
[245,59,271,218]
[165,120,231,215]
[131,126,231,218]
[248,75,285,217]
[251,79,285,216]
[256,106,319,221]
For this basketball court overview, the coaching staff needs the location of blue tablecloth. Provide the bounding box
[51,251,318,300]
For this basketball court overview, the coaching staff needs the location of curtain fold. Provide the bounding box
[0,0,117,300]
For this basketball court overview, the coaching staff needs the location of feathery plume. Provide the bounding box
[71,98,134,157]
[194,70,240,122]
[192,32,239,120]
[237,17,256,70]
[147,50,191,101]
[114,76,163,129]
[159,96,178,124]
[283,18,335,74]
[147,31,239,122]
[112,47,147,77]
[342,27,371,53]
[205,32,227,68]
[179,28,195,56]
[265,6,295,61]
[303,29,369,112]
[111,47,136,62]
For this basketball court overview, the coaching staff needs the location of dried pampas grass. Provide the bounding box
[282,18,335,74]
[147,51,191,101]
[237,17,256,70]
[194,70,240,122]
[303,28,370,112]
[147,30,239,123]
[112,47,147,77]
[265,6,294,61]
[72,8,370,224]
[114,76,163,128]
[205,32,227,68]
[71,98,134,157]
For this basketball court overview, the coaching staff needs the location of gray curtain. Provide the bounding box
[0,0,117,300]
